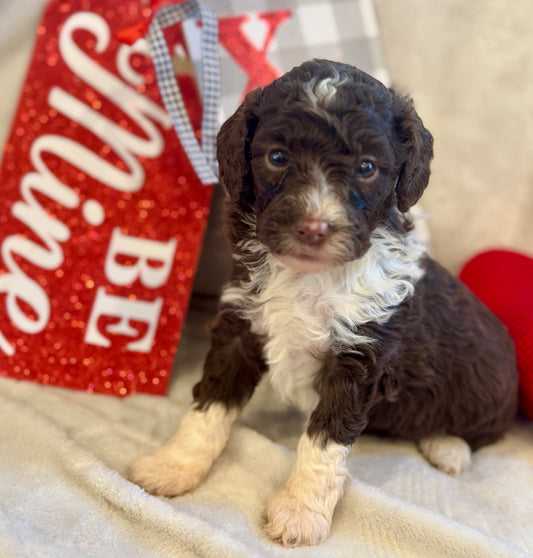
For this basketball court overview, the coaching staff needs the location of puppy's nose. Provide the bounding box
[296,218,329,245]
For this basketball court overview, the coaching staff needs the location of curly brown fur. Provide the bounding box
[309,257,517,450]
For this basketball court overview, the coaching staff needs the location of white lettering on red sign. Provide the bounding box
[85,290,163,353]
[83,229,177,352]
[0,11,172,356]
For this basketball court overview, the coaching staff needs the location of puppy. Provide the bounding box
[130,60,518,546]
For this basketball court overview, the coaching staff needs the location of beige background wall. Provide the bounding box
[374,0,533,273]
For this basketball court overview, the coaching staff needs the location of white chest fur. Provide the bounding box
[222,227,425,414]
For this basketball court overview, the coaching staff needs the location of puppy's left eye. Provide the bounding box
[357,160,378,179]
[267,150,289,168]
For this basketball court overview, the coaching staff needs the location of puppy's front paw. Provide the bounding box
[265,488,331,547]
[129,450,209,496]
[418,435,472,475]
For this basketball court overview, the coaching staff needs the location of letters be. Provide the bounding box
[85,228,177,353]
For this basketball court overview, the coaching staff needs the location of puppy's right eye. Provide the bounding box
[267,150,289,169]
[357,160,377,179]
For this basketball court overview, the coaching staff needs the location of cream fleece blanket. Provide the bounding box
[1,307,533,558]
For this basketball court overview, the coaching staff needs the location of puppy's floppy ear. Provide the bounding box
[216,88,262,205]
[393,95,434,212]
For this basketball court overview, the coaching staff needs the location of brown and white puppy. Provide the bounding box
[130,60,519,547]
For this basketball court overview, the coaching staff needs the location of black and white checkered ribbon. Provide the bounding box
[147,0,220,185]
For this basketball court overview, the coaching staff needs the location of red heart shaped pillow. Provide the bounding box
[459,250,533,419]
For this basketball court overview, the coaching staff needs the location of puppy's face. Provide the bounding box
[217,60,433,273]
[249,101,398,273]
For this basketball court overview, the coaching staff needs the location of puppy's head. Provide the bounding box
[217,59,433,273]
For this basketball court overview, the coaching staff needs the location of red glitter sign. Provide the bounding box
[0,0,213,396]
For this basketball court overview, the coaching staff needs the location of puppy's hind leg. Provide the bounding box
[418,434,472,475]
[130,306,267,496]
